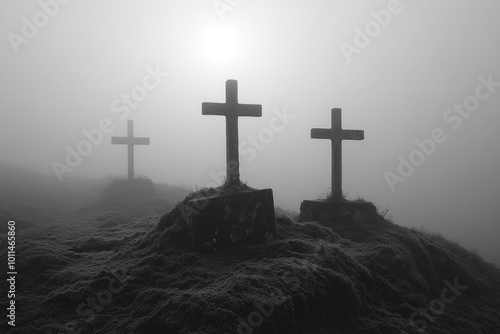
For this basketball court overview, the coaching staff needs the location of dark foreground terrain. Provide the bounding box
[0,167,499,333]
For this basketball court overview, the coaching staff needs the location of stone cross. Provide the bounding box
[111,120,150,181]
[202,80,262,185]
[311,108,364,201]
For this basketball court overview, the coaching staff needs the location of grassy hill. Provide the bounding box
[0,178,499,333]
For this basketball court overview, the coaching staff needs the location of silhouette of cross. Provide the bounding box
[202,80,262,185]
[311,108,364,201]
[111,120,150,181]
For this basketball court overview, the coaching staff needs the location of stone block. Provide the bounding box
[186,189,276,252]
[300,199,377,225]
[100,179,158,206]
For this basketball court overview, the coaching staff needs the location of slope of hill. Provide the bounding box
[1,184,499,334]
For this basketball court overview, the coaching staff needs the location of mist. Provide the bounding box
[1,0,499,263]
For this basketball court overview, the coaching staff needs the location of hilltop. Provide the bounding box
[0,169,499,333]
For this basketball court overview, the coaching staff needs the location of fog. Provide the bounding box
[1,0,499,261]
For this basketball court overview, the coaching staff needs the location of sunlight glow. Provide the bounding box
[203,27,237,61]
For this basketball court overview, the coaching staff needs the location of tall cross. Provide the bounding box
[311,108,364,201]
[111,120,150,181]
[202,80,262,186]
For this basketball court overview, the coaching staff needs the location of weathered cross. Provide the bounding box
[311,108,364,201]
[202,80,262,186]
[111,120,150,181]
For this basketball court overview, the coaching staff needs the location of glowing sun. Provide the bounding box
[203,27,237,61]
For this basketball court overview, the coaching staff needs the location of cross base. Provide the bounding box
[112,178,152,183]
[100,179,159,206]
[186,189,276,252]
[299,199,377,225]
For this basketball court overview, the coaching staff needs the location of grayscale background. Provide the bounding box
[1,0,499,262]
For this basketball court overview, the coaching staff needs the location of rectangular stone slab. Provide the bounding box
[101,179,158,206]
[300,199,377,225]
[187,189,276,252]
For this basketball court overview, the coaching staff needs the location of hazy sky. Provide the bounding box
[1,0,499,261]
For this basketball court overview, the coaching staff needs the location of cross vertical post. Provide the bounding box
[111,120,150,181]
[202,80,262,186]
[311,108,364,201]
[127,120,135,181]
[226,80,239,185]
[332,110,342,201]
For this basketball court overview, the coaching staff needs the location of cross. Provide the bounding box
[111,120,150,181]
[202,80,262,186]
[311,108,364,201]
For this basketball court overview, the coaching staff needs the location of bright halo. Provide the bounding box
[203,27,237,61]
